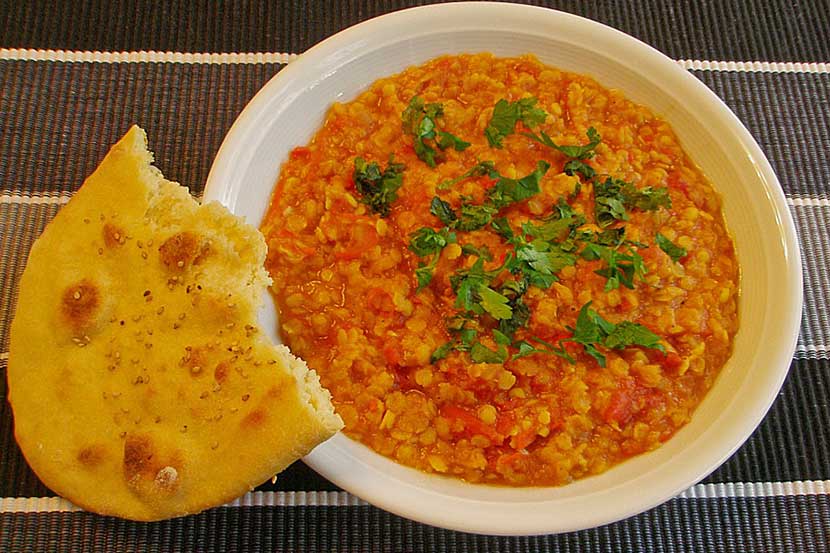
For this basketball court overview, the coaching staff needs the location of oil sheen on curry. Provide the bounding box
[262,54,739,486]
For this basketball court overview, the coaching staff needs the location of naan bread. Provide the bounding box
[7,126,343,521]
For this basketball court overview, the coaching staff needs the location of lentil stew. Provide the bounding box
[262,54,739,486]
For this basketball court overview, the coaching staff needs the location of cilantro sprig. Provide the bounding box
[566,302,665,367]
[484,97,548,148]
[594,177,672,227]
[408,227,457,291]
[437,161,496,190]
[353,156,406,217]
[402,97,470,167]
[429,161,550,232]
[656,232,687,262]
[392,97,677,369]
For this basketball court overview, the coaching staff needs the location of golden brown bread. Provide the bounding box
[7,126,343,521]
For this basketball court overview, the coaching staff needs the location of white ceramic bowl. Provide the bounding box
[204,2,802,535]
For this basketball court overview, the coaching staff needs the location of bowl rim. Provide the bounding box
[204,1,803,535]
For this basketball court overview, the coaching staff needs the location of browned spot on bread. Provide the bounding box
[102,222,126,248]
[61,280,100,330]
[123,434,182,497]
[267,381,289,399]
[241,409,267,429]
[214,361,231,384]
[158,232,209,272]
[77,444,107,467]
[123,434,154,484]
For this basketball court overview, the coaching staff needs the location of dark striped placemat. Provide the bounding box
[1,0,829,63]
[0,1,828,551]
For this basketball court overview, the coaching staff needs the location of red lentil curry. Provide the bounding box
[262,54,739,486]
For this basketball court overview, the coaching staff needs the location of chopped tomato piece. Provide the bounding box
[289,146,311,161]
[441,404,503,443]
[604,390,633,425]
[663,352,682,371]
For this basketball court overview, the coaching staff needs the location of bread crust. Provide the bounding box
[7,126,343,521]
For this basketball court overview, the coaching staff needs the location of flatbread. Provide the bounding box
[7,126,343,521]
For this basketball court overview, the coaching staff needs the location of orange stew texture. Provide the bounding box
[262,54,739,486]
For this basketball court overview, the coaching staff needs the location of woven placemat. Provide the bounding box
[2,0,829,63]
[0,1,828,551]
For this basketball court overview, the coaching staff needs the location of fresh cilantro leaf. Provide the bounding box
[491,217,515,240]
[512,340,539,359]
[485,97,548,148]
[458,327,479,349]
[569,180,582,200]
[430,196,458,226]
[593,227,626,247]
[457,203,498,231]
[445,314,471,332]
[461,243,494,261]
[353,156,406,217]
[571,302,606,346]
[563,159,596,180]
[656,232,687,262]
[470,342,508,364]
[624,184,672,211]
[402,96,470,167]
[409,227,456,257]
[604,322,666,353]
[511,337,574,363]
[414,138,438,167]
[487,160,550,208]
[437,161,496,190]
[525,127,601,160]
[429,324,483,364]
[498,297,530,338]
[525,271,558,289]
[581,242,646,291]
[415,263,436,291]
[522,216,579,242]
[478,286,513,320]
[429,197,496,231]
[453,275,486,312]
[516,97,549,127]
[517,242,573,274]
[492,329,512,346]
[552,197,579,221]
[437,130,471,152]
[401,96,428,134]
[499,277,529,298]
[430,342,453,363]
[593,177,630,227]
[566,302,664,367]
[593,177,672,227]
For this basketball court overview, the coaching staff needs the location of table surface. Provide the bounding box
[0,1,828,551]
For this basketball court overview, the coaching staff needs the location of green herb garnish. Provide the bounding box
[593,176,672,227]
[353,156,406,217]
[525,126,601,160]
[655,232,687,262]
[487,161,550,209]
[408,227,456,291]
[580,241,646,291]
[408,227,456,257]
[402,96,470,167]
[484,97,548,148]
[567,302,665,367]
[470,340,509,364]
[437,161,496,190]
